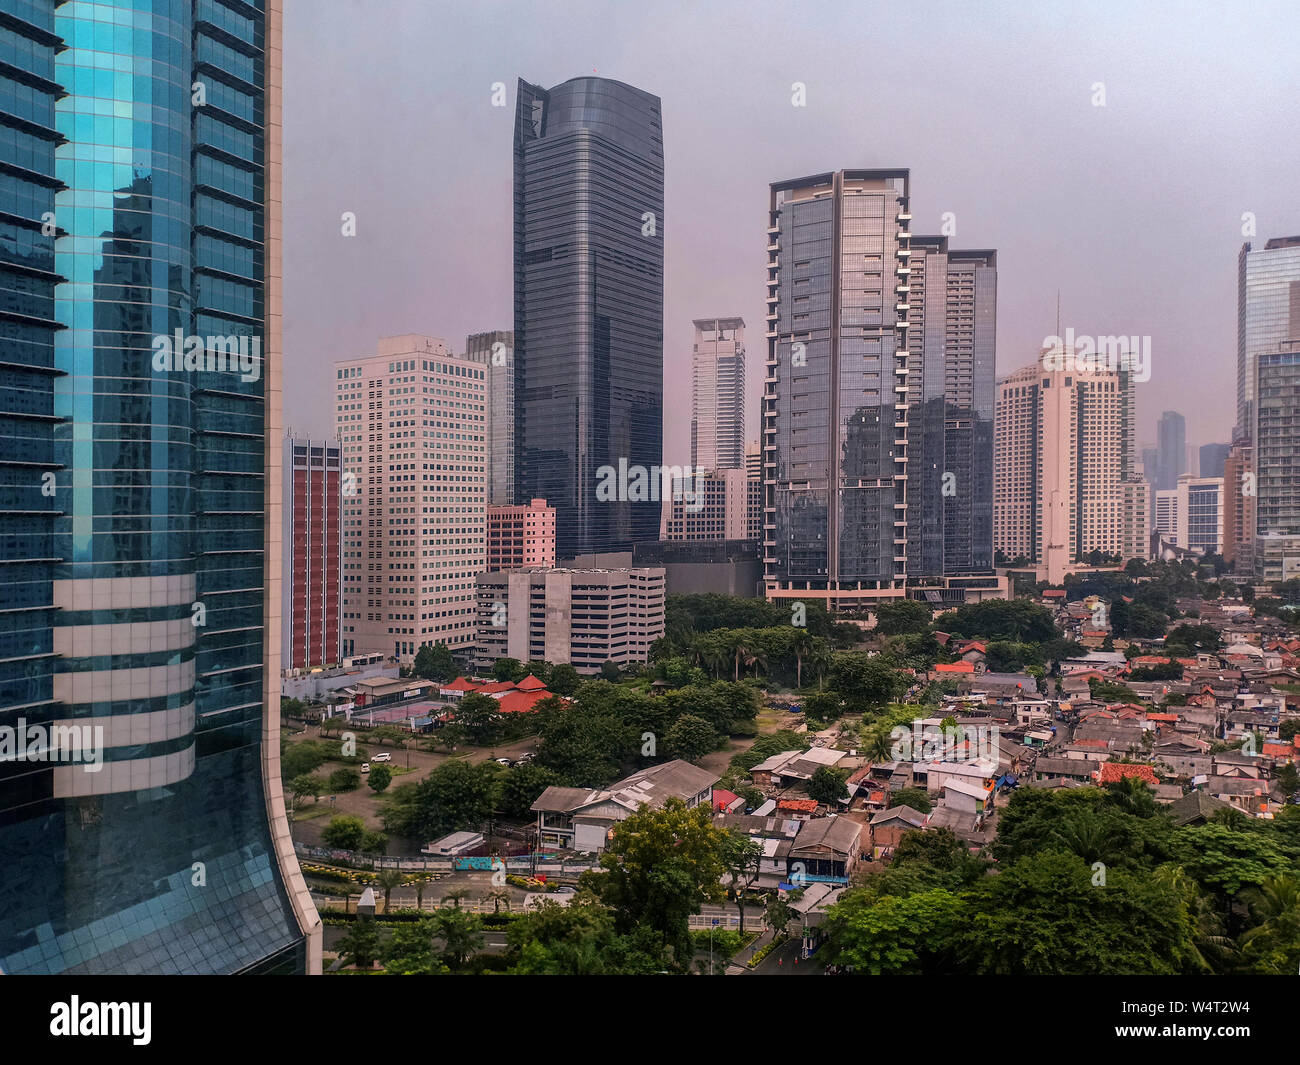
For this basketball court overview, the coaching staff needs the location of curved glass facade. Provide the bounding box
[0,0,310,974]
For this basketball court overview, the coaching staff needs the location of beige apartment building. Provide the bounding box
[335,335,487,665]
[994,351,1150,583]
[659,468,749,541]
[475,568,666,674]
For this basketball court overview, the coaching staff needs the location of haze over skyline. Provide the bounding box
[282,0,1300,461]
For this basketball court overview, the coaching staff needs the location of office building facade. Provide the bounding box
[691,317,746,471]
[0,0,318,974]
[1155,410,1186,492]
[993,352,1150,582]
[465,330,513,506]
[1199,442,1230,480]
[475,568,665,673]
[335,336,487,665]
[513,76,664,556]
[659,468,748,541]
[762,170,997,611]
[1237,237,1300,439]
[282,437,341,671]
[486,498,556,572]
[1254,342,1300,581]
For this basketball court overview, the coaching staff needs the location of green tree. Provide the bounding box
[548,663,581,696]
[497,762,561,820]
[824,887,965,974]
[321,814,367,851]
[873,599,932,636]
[383,760,496,840]
[829,653,906,714]
[328,768,360,792]
[600,660,622,682]
[376,868,404,911]
[432,908,484,970]
[721,833,763,936]
[807,765,849,804]
[664,713,719,762]
[801,690,844,724]
[335,914,380,969]
[586,798,729,969]
[367,764,393,792]
[765,892,793,936]
[1238,876,1300,974]
[413,642,457,683]
[934,599,1059,643]
[456,691,505,746]
[493,657,526,683]
[290,773,324,808]
[281,740,325,780]
[963,852,1198,974]
[889,787,932,814]
[381,917,446,974]
[361,830,388,854]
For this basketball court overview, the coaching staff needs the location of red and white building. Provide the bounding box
[282,436,341,670]
[486,498,556,571]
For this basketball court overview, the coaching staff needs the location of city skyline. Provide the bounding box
[281,1,1300,459]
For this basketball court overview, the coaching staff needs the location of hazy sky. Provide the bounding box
[282,0,1300,463]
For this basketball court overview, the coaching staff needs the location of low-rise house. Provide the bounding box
[942,779,994,822]
[531,759,717,851]
[1169,790,1233,826]
[1096,762,1160,788]
[788,816,863,883]
[868,805,928,857]
[1033,757,1101,784]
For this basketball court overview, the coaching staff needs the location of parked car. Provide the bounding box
[360,762,370,773]
[371,752,392,762]
[494,757,512,766]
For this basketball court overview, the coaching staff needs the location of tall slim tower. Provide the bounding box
[0,1,318,973]
[283,437,342,671]
[465,330,514,506]
[513,77,664,556]
[1237,237,1300,439]
[1156,411,1187,491]
[691,318,746,471]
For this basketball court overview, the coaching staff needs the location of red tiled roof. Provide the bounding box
[516,674,547,691]
[935,661,975,673]
[1042,589,1066,598]
[441,677,479,692]
[1098,762,1159,786]
[1145,713,1179,722]
[1262,743,1293,758]
[475,680,518,694]
[496,689,554,714]
[777,798,819,813]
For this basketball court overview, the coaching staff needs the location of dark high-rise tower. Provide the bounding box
[513,77,664,556]
[0,0,318,974]
[1156,410,1187,491]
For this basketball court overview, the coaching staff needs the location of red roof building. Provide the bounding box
[1097,762,1159,786]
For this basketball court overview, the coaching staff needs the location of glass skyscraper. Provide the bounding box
[0,0,318,974]
[513,76,664,557]
[762,170,997,612]
[1237,236,1300,440]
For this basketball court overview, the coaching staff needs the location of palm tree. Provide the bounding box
[376,868,404,912]
[487,888,512,915]
[808,637,833,691]
[792,629,813,690]
[433,909,484,970]
[441,887,471,910]
[867,728,894,763]
[732,633,749,682]
[414,877,428,912]
[1239,876,1300,973]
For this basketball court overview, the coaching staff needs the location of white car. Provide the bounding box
[494,757,512,766]
[360,762,370,773]
[371,752,392,763]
